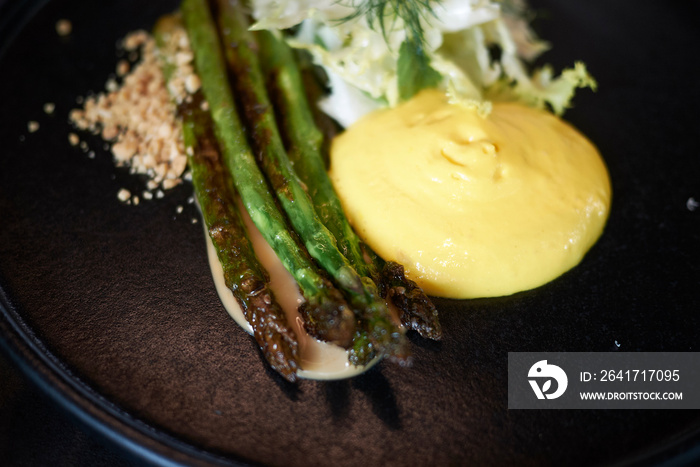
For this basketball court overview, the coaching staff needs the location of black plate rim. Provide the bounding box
[0,286,248,467]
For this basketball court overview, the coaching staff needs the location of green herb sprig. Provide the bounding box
[339,0,437,47]
[339,0,444,100]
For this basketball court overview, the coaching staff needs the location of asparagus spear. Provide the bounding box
[256,30,442,340]
[180,0,356,348]
[153,15,300,382]
[214,0,409,364]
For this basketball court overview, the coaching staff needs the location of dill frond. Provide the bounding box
[338,0,441,50]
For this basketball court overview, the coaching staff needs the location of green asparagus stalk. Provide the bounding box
[256,30,442,340]
[153,15,300,382]
[180,0,356,348]
[214,0,409,364]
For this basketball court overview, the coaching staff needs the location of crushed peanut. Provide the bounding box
[184,74,201,94]
[162,178,180,190]
[123,30,149,51]
[105,78,118,92]
[68,133,80,146]
[56,19,72,37]
[70,29,195,203]
[116,60,130,77]
[28,121,40,133]
[117,188,131,202]
[44,102,56,114]
[158,25,201,105]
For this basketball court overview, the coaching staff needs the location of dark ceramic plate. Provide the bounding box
[1,0,699,465]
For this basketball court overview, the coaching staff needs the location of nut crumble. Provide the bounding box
[56,19,72,37]
[70,29,197,203]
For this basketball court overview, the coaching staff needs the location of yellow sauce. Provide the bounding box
[330,89,611,298]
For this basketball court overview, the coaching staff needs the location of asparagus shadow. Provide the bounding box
[352,367,401,430]
[323,380,351,421]
[407,329,443,352]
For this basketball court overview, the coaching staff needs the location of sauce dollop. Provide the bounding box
[330,90,611,298]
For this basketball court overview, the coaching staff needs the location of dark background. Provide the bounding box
[1,0,699,466]
[0,0,155,463]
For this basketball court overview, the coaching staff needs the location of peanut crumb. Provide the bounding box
[70,30,190,194]
[116,60,130,77]
[117,188,131,202]
[184,74,201,94]
[68,133,80,146]
[105,78,118,92]
[56,19,72,37]
[162,178,180,190]
[28,121,40,133]
[101,125,119,141]
[175,51,193,66]
[44,102,56,115]
[123,30,149,51]
[70,25,203,203]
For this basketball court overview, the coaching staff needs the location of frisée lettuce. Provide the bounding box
[249,0,595,127]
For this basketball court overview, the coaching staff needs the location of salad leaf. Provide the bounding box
[249,0,596,126]
[397,38,442,101]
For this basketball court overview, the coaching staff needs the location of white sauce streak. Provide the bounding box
[204,201,377,380]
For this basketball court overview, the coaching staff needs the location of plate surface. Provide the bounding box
[1,0,699,465]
